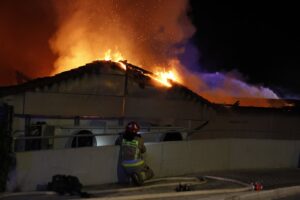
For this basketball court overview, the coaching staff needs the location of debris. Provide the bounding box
[175,183,192,192]
[47,174,91,198]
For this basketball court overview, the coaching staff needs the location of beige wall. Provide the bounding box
[191,113,300,140]
[24,92,124,117]
[1,94,24,114]
[125,97,205,120]
[14,139,300,191]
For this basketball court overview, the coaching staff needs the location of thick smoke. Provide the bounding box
[0,0,284,106]
[50,0,195,73]
[166,60,280,106]
[49,0,281,106]
[0,0,57,85]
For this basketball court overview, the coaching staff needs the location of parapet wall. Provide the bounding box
[13,139,300,191]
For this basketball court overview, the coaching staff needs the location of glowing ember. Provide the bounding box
[43,0,294,108]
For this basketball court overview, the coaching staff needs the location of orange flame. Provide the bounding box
[104,49,124,62]
[150,68,181,87]
[47,0,294,108]
[53,48,291,108]
[102,50,180,87]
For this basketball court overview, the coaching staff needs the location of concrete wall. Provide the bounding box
[14,139,300,191]
[24,92,124,117]
[192,113,300,140]
[125,97,205,120]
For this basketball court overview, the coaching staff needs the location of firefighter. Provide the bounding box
[116,121,154,186]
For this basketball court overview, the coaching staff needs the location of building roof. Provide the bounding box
[1,60,299,113]
[0,61,213,106]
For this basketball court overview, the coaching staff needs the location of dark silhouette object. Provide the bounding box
[0,104,13,192]
[47,174,90,198]
[131,172,144,186]
[162,132,183,141]
[175,183,192,192]
[232,100,240,107]
[71,130,95,148]
[298,153,300,168]
[15,71,31,84]
[25,122,46,151]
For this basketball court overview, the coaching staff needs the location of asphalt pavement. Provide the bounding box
[1,169,300,200]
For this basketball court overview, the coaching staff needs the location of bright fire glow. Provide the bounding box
[102,49,180,87]
[118,62,127,70]
[102,49,126,70]
[47,0,293,108]
[104,49,124,62]
[150,69,180,87]
[51,48,290,108]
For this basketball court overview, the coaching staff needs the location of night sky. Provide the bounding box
[0,1,299,98]
[189,1,300,97]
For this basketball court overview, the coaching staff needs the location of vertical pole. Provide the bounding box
[24,116,31,151]
[122,62,128,122]
[52,134,55,150]
[0,104,14,192]
[76,135,78,148]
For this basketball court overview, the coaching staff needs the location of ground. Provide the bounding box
[1,169,300,200]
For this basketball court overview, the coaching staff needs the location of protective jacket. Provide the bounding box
[120,135,146,167]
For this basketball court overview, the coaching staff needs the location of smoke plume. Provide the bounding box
[0,0,285,107]
[50,0,195,73]
[0,0,57,85]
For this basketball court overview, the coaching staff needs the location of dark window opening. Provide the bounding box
[71,130,95,148]
[25,122,46,151]
[162,132,183,141]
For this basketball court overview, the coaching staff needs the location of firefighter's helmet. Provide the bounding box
[126,121,140,134]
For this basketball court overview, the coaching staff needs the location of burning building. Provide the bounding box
[1,60,300,192]
[0,60,214,150]
[0,60,299,151]
[1,0,300,192]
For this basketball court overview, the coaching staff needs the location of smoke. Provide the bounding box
[0,0,286,106]
[50,0,195,73]
[49,0,283,107]
[165,59,281,106]
[0,0,57,85]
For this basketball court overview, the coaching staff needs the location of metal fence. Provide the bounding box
[12,126,187,152]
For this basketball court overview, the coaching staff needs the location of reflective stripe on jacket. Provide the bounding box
[121,139,144,167]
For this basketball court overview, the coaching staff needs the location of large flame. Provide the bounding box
[49,0,290,108]
[102,49,180,88]
[53,45,290,108]
[0,0,295,108]
[104,49,124,62]
[150,67,181,88]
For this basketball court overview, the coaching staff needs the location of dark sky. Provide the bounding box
[189,1,300,97]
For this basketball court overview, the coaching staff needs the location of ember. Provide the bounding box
[0,0,293,108]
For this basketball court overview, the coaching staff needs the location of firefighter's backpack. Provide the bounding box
[47,174,83,195]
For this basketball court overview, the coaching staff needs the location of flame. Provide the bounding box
[52,50,290,108]
[150,68,180,87]
[53,50,290,108]
[103,49,126,70]
[103,49,180,87]
[46,0,295,108]
[104,49,112,61]
[104,49,124,62]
